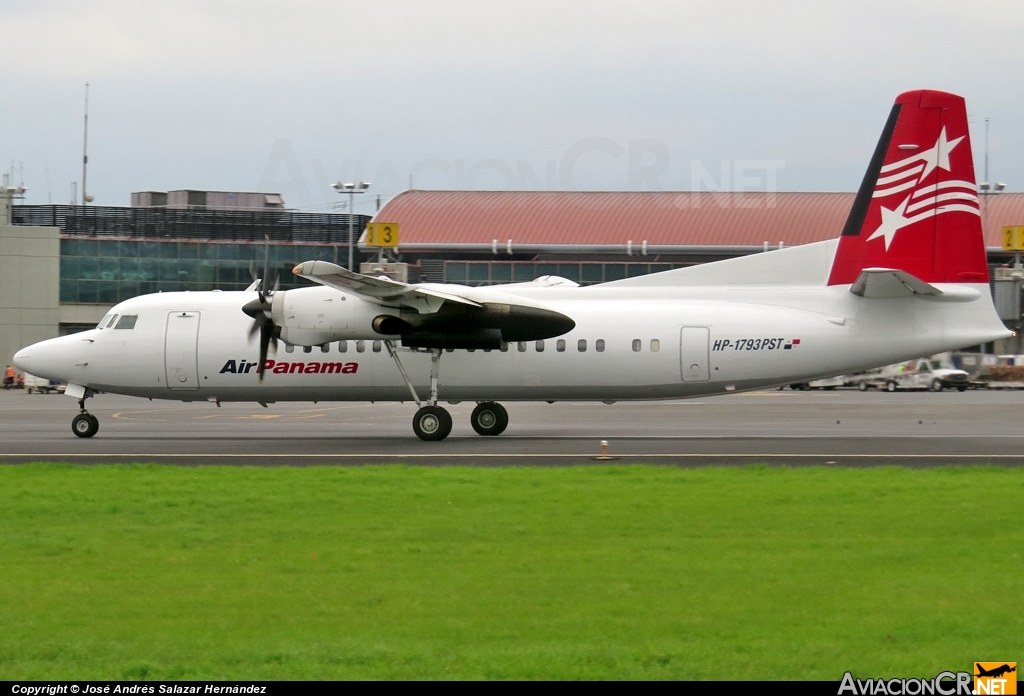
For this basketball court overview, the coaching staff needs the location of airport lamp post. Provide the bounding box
[979,118,1007,242]
[333,181,371,271]
[978,181,1006,243]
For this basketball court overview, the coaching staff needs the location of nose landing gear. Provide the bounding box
[71,398,99,438]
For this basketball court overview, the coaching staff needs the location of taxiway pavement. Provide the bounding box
[2,387,1023,466]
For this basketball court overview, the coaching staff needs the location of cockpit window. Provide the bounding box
[97,313,113,329]
[102,314,119,329]
[115,315,138,330]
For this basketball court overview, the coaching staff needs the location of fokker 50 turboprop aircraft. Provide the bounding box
[13,90,1011,441]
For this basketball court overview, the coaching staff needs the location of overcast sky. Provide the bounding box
[1,0,1022,212]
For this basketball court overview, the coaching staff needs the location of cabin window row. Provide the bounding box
[282,338,661,354]
[516,339,605,353]
[285,340,384,354]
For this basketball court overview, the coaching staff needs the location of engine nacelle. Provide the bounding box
[271,286,399,346]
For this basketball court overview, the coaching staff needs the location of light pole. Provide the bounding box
[333,181,371,271]
[979,118,1008,241]
[979,181,1007,243]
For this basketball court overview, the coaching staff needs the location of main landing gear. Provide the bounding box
[470,401,508,436]
[71,397,99,438]
[384,341,509,442]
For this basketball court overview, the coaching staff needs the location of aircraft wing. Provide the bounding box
[292,260,576,347]
[293,260,481,313]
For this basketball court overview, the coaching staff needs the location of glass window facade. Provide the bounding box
[59,238,345,304]
[444,261,687,286]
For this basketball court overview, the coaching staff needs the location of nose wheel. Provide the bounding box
[72,398,99,438]
[471,401,508,436]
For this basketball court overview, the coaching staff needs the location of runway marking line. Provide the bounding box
[3,453,1024,459]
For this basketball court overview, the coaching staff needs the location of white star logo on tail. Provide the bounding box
[867,196,912,250]
[867,127,975,249]
[917,127,963,180]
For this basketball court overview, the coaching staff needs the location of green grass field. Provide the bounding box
[0,463,1021,680]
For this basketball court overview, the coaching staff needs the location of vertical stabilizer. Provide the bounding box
[828,90,987,285]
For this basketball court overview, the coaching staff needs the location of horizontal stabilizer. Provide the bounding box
[850,267,979,301]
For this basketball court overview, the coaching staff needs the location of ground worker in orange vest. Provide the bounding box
[4,364,15,389]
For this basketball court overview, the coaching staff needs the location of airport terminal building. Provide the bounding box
[3,187,1024,371]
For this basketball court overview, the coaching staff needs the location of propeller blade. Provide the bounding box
[244,243,278,383]
[247,313,262,341]
[258,319,272,382]
[262,235,270,297]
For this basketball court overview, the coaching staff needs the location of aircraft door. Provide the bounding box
[680,326,710,382]
[165,311,201,390]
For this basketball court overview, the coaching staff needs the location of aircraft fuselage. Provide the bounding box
[17,280,1004,404]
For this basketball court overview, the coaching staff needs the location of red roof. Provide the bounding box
[376,190,1024,248]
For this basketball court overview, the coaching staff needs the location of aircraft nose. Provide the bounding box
[13,346,31,373]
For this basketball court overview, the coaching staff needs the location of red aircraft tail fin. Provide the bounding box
[827,90,988,286]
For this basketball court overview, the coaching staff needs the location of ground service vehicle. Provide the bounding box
[22,374,65,395]
[873,359,970,392]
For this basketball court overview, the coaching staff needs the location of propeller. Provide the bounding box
[242,237,280,381]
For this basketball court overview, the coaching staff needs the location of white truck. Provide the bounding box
[860,358,970,392]
[22,373,65,394]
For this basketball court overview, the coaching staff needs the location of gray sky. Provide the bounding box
[1,0,1022,212]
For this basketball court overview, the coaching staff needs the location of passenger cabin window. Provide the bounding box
[596,339,606,352]
[338,341,348,353]
[320,344,330,353]
[303,345,312,354]
[372,340,382,353]
[556,339,565,352]
[500,342,509,352]
[356,340,366,353]
[632,339,641,352]
[285,344,295,353]
[518,342,527,352]
[536,340,545,352]
[578,339,587,352]
[114,315,138,330]
[650,339,660,352]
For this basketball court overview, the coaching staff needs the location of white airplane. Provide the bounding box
[13,89,1010,441]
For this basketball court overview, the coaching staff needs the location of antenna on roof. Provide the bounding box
[81,82,91,205]
[44,153,51,204]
